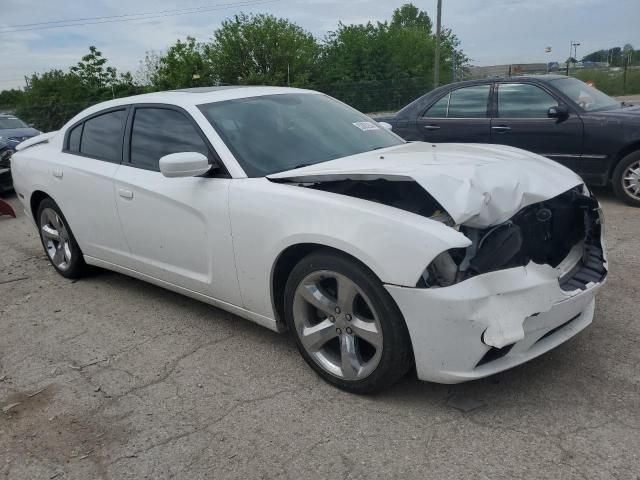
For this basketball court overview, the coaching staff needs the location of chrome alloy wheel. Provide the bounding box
[39,207,72,271]
[622,159,640,200]
[292,270,383,381]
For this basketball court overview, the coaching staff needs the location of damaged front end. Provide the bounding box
[269,143,607,383]
[384,185,607,383]
[419,186,606,291]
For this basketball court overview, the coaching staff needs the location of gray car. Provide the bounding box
[0,113,40,193]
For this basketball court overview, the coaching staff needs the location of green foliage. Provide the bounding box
[582,45,639,66]
[315,5,466,111]
[151,37,215,89]
[0,89,23,112]
[210,13,318,86]
[574,68,640,96]
[15,46,144,131]
[70,45,117,88]
[390,3,432,32]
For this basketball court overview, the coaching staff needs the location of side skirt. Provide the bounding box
[84,255,281,332]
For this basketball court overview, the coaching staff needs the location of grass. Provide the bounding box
[573,68,640,96]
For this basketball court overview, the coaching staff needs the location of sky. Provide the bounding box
[0,0,638,90]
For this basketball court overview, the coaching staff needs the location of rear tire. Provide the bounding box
[612,151,640,207]
[36,198,88,279]
[284,249,413,394]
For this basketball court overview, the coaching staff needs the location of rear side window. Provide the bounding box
[67,124,82,152]
[447,85,491,118]
[497,83,559,118]
[80,109,126,162]
[130,108,209,171]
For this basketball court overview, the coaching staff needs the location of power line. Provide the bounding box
[2,2,263,29]
[0,0,279,34]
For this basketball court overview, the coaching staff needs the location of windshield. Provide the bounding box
[198,93,403,177]
[0,116,28,129]
[550,77,620,112]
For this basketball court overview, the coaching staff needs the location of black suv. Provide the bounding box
[378,75,640,206]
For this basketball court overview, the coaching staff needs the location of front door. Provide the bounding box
[490,82,584,170]
[113,105,241,305]
[416,84,492,144]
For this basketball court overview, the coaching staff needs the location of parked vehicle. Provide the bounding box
[0,113,41,193]
[11,87,606,392]
[376,75,640,206]
[0,139,13,194]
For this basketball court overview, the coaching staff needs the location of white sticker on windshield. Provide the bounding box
[352,121,379,131]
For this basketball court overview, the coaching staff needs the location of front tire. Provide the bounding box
[284,250,413,393]
[37,198,88,278]
[612,151,640,207]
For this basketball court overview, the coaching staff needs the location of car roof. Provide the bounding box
[85,85,315,110]
[64,85,320,128]
[435,75,568,89]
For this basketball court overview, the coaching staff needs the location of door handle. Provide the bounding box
[491,125,511,133]
[52,170,63,178]
[423,124,441,131]
[118,188,134,199]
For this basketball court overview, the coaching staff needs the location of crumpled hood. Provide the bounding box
[268,142,583,228]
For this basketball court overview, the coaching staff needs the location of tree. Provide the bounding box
[0,89,24,111]
[390,3,432,32]
[152,37,215,89]
[210,13,319,86]
[14,46,141,130]
[15,70,89,131]
[70,46,117,88]
[582,45,639,66]
[315,3,467,111]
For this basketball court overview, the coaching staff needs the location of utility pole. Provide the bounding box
[623,53,629,95]
[433,0,442,88]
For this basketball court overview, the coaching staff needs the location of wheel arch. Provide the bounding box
[30,189,53,221]
[270,243,384,330]
[609,141,640,182]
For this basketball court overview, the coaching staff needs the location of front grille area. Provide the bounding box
[457,187,607,280]
[534,314,581,344]
[476,343,515,367]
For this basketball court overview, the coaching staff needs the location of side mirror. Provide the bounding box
[159,152,211,178]
[547,105,569,119]
[378,121,393,130]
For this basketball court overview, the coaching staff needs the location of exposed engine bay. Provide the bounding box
[307,178,448,221]
[420,186,606,289]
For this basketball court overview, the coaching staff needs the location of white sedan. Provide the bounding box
[11,87,607,393]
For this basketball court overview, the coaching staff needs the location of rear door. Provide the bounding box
[490,82,583,169]
[53,107,129,264]
[416,84,492,144]
[112,105,241,305]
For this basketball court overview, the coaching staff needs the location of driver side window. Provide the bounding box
[497,83,559,118]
